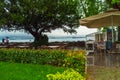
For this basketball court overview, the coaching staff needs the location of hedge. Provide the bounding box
[0,48,86,76]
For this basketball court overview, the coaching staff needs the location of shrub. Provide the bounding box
[64,50,86,75]
[0,48,86,76]
[47,68,84,80]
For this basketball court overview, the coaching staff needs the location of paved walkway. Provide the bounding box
[87,66,120,80]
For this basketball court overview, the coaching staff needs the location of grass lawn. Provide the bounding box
[0,62,66,80]
[87,66,120,80]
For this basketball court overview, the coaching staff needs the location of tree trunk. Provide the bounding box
[25,25,48,47]
[34,33,41,42]
[32,33,48,47]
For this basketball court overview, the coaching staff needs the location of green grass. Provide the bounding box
[0,62,66,80]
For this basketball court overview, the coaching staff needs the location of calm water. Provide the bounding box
[0,35,90,43]
[49,36,87,42]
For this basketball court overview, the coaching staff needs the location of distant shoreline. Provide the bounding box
[0,41,86,50]
[0,36,88,43]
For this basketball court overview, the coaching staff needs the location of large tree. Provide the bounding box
[79,0,120,19]
[1,0,119,45]
[78,0,109,18]
[0,0,80,46]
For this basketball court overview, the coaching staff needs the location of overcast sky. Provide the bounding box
[0,26,97,37]
[46,26,97,36]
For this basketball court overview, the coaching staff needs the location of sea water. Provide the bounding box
[49,36,86,42]
[0,35,88,43]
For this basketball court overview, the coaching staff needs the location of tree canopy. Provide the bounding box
[112,0,120,3]
[0,0,110,34]
[1,0,120,45]
[2,0,80,32]
[0,0,81,45]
